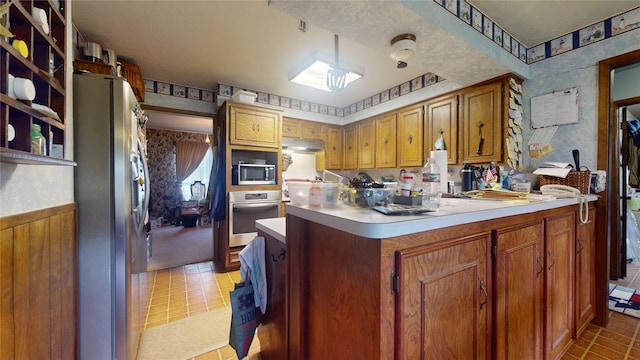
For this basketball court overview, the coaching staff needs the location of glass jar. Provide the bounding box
[31,123,47,155]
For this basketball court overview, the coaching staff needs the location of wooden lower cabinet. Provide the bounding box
[395,234,490,359]
[545,212,575,360]
[575,205,596,336]
[258,233,288,360]
[285,203,594,360]
[493,221,544,360]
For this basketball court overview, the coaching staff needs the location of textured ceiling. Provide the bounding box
[71,1,640,133]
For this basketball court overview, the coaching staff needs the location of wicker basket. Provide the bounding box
[538,170,591,194]
[119,60,145,102]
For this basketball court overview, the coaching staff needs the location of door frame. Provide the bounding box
[596,49,640,326]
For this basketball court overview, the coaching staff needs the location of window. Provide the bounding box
[181,148,213,200]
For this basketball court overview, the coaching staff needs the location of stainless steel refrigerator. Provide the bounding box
[74,73,150,359]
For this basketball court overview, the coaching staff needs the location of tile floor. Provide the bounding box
[561,263,640,359]
[144,262,640,360]
[141,261,259,360]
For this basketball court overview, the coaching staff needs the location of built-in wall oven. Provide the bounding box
[229,190,281,247]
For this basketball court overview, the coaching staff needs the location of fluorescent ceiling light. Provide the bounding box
[289,58,362,92]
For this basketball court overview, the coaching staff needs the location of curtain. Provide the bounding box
[175,141,210,183]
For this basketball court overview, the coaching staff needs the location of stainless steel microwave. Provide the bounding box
[232,163,276,185]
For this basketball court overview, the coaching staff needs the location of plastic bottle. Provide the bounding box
[421,157,441,209]
[308,184,322,207]
[31,123,46,155]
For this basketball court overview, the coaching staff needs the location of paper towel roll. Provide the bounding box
[431,150,448,193]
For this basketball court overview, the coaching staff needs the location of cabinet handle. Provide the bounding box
[271,248,286,262]
[536,255,543,277]
[384,139,388,144]
[547,250,556,270]
[479,280,488,309]
[408,135,413,144]
[332,146,336,151]
[364,142,368,148]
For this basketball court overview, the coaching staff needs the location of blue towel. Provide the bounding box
[239,236,267,314]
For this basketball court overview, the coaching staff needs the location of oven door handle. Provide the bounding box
[232,203,280,210]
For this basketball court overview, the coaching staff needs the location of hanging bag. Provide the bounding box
[229,280,262,359]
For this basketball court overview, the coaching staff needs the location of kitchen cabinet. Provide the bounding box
[397,103,424,168]
[323,125,342,170]
[343,123,358,170]
[357,118,375,169]
[425,94,458,164]
[228,102,281,148]
[282,117,301,138]
[286,199,592,360]
[258,232,288,360]
[575,204,596,336]
[460,82,502,163]
[374,112,397,168]
[545,211,575,360]
[1,0,73,166]
[395,233,490,359]
[493,221,544,360]
[282,117,324,141]
[301,120,324,141]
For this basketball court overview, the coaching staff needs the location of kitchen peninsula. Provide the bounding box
[281,196,599,359]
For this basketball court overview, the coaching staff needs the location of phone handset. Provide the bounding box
[540,184,581,198]
[540,185,589,224]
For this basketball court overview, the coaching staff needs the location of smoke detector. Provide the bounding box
[390,34,416,68]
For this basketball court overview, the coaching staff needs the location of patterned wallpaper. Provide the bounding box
[146,128,208,223]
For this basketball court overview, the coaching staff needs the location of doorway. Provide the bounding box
[596,49,640,326]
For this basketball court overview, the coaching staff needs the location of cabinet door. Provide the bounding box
[396,234,490,360]
[229,104,280,148]
[343,124,358,170]
[460,83,502,163]
[325,126,343,170]
[494,221,544,360]
[425,94,458,164]
[397,104,424,167]
[357,119,375,169]
[258,234,288,360]
[282,118,301,138]
[575,205,596,336]
[301,121,324,141]
[545,212,575,360]
[375,113,397,168]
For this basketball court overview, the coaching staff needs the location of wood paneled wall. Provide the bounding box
[0,204,77,360]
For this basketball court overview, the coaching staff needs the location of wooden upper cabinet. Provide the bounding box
[395,233,490,360]
[397,104,424,168]
[325,126,343,170]
[460,83,502,163]
[358,119,376,169]
[228,102,281,148]
[282,117,301,138]
[493,221,544,360]
[343,124,358,170]
[425,94,458,165]
[375,113,397,168]
[302,121,325,141]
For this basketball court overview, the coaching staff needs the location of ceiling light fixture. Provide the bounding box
[390,33,417,69]
[326,34,347,91]
[289,36,362,92]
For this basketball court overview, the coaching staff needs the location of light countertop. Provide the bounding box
[284,196,598,239]
[256,217,286,243]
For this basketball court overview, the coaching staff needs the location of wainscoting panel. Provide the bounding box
[0,203,77,360]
